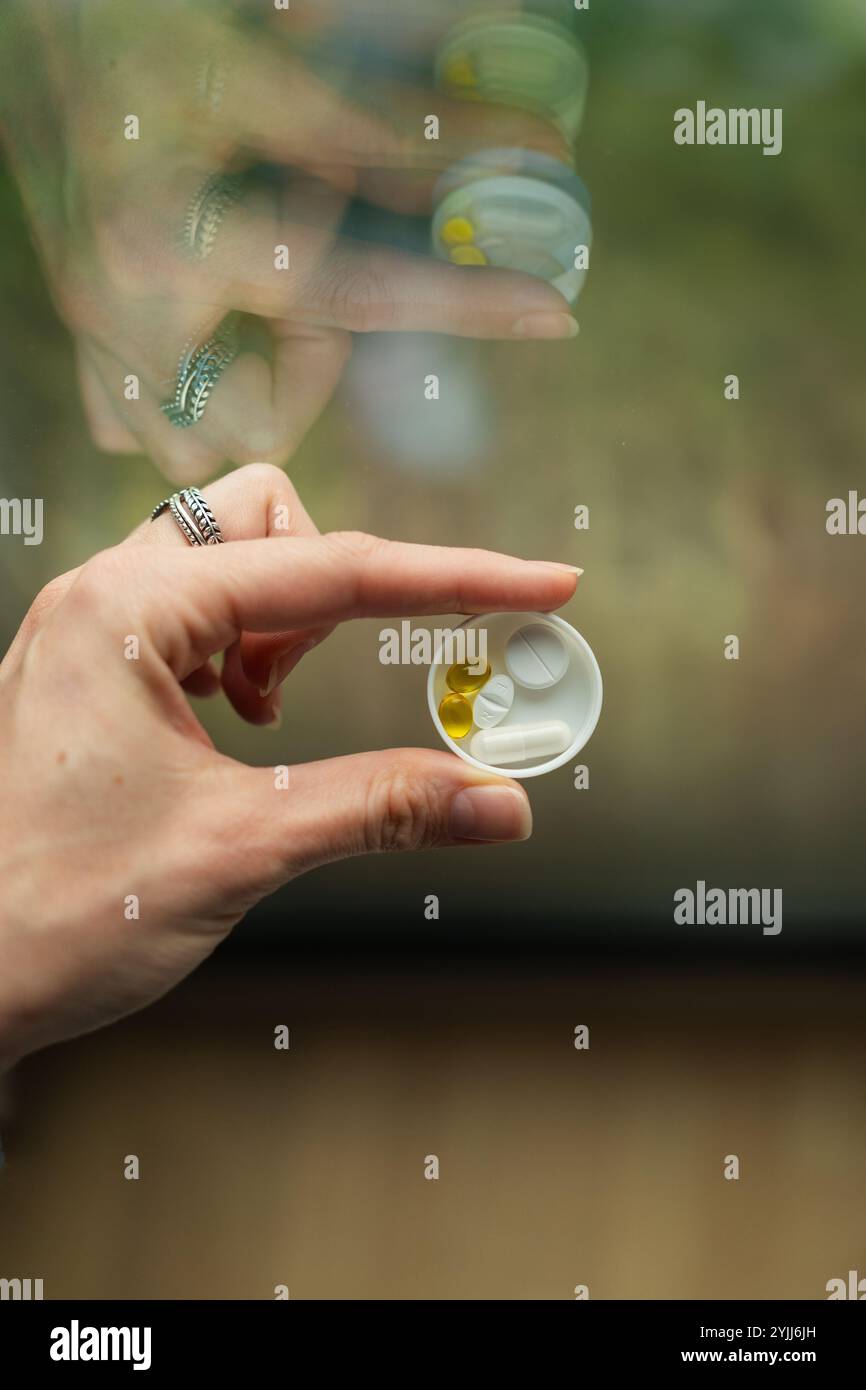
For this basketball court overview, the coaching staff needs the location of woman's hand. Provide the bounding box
[1,0,575,482]
[0,464,580,1067]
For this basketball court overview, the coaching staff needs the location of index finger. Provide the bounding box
[209,202,575,337]
[212,33,573,228]
[222,46,569,181]
[126,532,581,677]
[219,47,406,173]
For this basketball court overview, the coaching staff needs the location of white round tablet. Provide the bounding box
[505,623,569,689]
[473,674,514,729]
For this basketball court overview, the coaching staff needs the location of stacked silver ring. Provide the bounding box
[195,54,229,118]
[151,487,224,546]
[181,171,243,262]
[160,320,239,429]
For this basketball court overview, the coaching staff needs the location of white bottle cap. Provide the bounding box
[428,612,602,780]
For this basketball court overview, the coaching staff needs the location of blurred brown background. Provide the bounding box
[3,958,865,1299]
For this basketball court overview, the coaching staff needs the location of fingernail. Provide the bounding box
[267,707,282,731]
[260,665,278,698]
[449,785,532,843]
[510,313,579,340]
[546,564,583,576]
[259,638,318,697]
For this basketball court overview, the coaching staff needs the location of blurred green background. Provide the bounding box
[1,0,865,944]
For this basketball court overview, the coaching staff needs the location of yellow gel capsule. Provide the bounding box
[449,244,488,266]
[444,54,477,87]
[441,216,476,247]
[439,693,473,739]
[449,245,488,266]
[446,661,492,695]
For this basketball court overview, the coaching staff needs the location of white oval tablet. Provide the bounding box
[505,623,569,689]
[473,674,514,729]
[470,720,571,767]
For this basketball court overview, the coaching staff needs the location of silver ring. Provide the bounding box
[160,319,239,428]
[151,487,225,547]
[196,53,229,117]
[181,171,243,262]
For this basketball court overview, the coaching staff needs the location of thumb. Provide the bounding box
[230,749,533,885]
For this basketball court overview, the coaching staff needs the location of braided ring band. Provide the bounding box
[183,487,223,544]
[181,172,243,262]
[160,319,239,429]
[151,487,225,547]
[195,54,229,117]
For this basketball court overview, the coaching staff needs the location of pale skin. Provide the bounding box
[0,465,580,1069]
[1,0,576,482]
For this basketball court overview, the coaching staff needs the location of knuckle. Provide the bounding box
[237,461,288,494]
[324,529,386,570]
[91,209,139,295]
[54,264,111,339]
[65,549,130,611]
[230,461,302,532]
[52,180,164,329]
[25,574,74,628]
[92,198,173,303]
[366,767,443,853]
[323,531,389,610]
[101,236,152,301]
[315,253,396,332]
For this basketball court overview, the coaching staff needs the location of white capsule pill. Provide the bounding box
[470,720,571,766]
[473,674,515,729]
[505,623,569,689]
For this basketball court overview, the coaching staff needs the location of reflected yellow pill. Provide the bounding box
[441,216,475,247]
[446,661,492,694]
[450,245,488,266]
[444,55,477,87]
[439,693,473,739]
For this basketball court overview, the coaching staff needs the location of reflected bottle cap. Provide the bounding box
[433,149,591,218]
[436,12,589,141]
[432,152,592,305]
